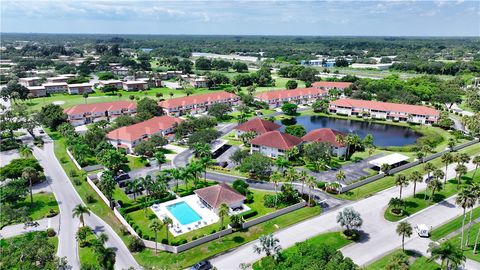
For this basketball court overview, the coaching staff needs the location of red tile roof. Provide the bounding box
[250,130,303,150]
[312,81,353,89]
[159,91,239,109]
[234,118,281,134]
[302,128,345,147]
[64,101,136,115]
[255,87,327,101]
[330,98,439,116]
[106,115,183,142]
[194,183,245,209]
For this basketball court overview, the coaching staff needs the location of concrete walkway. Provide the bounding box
[210,156,479,269]
[0,216,59,239]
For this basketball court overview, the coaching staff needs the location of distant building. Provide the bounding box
[122,81,148,91]
[27,86,47,97]
[250,130,303,158]
[106,115,183,153]
[68,83,93,95]
[329,98,439,124]
[254,87,327,108]
[161,81,183,90]
[19,77,42,87]
[350,63,392,70]
[159,91,240,116]
[43,82,68,93]
[47,76,69,83]
[63,100,137,126]
[302,128,347,156]
[312,81,353,90]
[98,80,123,89]
[234,118,281,138]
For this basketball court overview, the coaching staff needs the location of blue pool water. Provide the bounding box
[166,202,202,225]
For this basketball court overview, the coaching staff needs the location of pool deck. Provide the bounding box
[151,194,219,237]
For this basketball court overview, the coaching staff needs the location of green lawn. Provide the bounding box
[134,205,321,269]
[366,250,440,270]
[385,170,479,222]
[431,207,480,241]
[446,223,480,262]
[79,229,99,267]
[126,155,149,170]
[245,189,277,218]
[337,142,480,200]
[1,192,59,226]
[253,231,352,269]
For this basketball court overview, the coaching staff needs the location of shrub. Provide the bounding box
[119,225,130,236]
[69,169,78,177]
[73,178,82,186]
[232,179,249,195]
[210,229,217,234]
[263,194,277,208]
[317,181,327,190]
[240,209,258,220]
[127,236,145,252]
[0,158,43,180]
[245,192,254,203]
[161,239,168,244]
[192,236,198,241]
[46,228,56,237]
[85,194,96,203]
[45,208,58,218]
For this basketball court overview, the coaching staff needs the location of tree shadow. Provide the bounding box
[356,230,370,243]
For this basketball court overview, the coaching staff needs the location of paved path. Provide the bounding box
[0,216,59,239]
[33,135,141,270]
[210,156,479,269]
[0,148,20,167]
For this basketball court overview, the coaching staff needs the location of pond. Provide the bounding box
[276,115,422,147]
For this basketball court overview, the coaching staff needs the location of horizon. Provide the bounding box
[1,0,479,36]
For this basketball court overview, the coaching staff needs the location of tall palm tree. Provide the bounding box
[200,156,213,183]
[149,220,163,254]
[167,168,182,193]
[409,171,423,198]
[427,177,443,203]
[83,92,89,104]
[95,245,116,270]
[72,204,90,227]
[381,163,391,175]
[22,167,38,204]
[455,153,470,165]
[428,241,466,270]
[455,164,467,188]
[298,170,308,195]
[423,162,436,180]
[336,135,347,160]
[154,151,167,171]
[253,234,282,261]
[162,216,173,244]
[442,153,454,183]
[127,178,142,201]
[472,156,480,180]
[465,183,480,247]
[269,171,283,209]
[275,157,290,176]
[193,142,211,158]
[455,189,475,249]
[285,167,297,183]
[336,170,346,184]
[305,175,316,206]
[19,144,33,158]
[396,221,413,251]
[421,145,432,158]
[218,203,230,240]
[394,174,409,199]
[99,171,116,209]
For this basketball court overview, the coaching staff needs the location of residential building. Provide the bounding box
[254,87,327,108]
[329,98,439,124]
[161,81,183,90]
[67,83,93,95]
[27,86,47,97]
[122,81,148,91]
[312,81,353,90]
[46,76,69,83]
[19,77,42,87]
[234,118,281,138]
[98,80,123,89]
[159,91,240,116]
[106,115,183,153]
[250,130,303,158]
[302,128,347,156]
[194,183,246,213]
[43,82,68,93]
[63,100,137,126]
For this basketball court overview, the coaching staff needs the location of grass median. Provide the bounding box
[366,249,440,270]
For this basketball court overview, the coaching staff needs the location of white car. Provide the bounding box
[414,224,431,238]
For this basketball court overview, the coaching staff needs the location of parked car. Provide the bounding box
[114,173,130,182]
[190,260,212,270]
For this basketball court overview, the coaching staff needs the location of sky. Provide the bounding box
[1,0,479,36]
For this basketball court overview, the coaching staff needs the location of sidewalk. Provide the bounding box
[0,215,60,239]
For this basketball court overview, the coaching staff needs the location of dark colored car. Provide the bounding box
[190,260,212,270]
[114,173,130,182]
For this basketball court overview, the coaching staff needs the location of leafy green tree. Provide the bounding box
[0,178,28,205]
[136,97,161,120]
[312,99,329,113]
[187,129,221,147]
[232,62,248,72]
[385,252,409,270]
[281,103,298,115]
[97,149,127,173]
[195,57,211,70]
[208,103,232,120]
[1,81,30,100]
[99,171,116,209]
[238,153,273,179]
[284,124,306,137]
[37,104,67,130]
[428,241,465,270]
[336,207,363,237]
[218,203,230,232]
[285,80,298,89]
[154,151,167,171]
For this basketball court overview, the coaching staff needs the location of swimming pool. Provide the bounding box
[166,201,202,225]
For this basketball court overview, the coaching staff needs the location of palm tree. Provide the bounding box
[72,204,90,227]
[447,137,456,150]
[200,156,213,183]
[465,184,479,247]
[472,156,480,180]
[99,171,116,209]
[218,203,230,240]
[95,245,116,270]
[394,174,409,199]
[167,168,182,193]
[456,189,475,249]
[127,178,142,201]
[22,167,38,204]
[385,252,409,270]
[423,162,435,180]
[269,171,283,209]
[149,220,163,254]
[388,197,405,214]
[162,216,173,244]
[19,144,32,158]
[381,163,391,175]
[275,157,290,175]
[154,151,167,171]
[285,167,297,183]
[305,175,316,206]
[298,170,308,195]
[455,164,467,188]
[442,153,454,183]
[336,135,347,159]
[427,177,443,202]
[421,145,432,158]
[193,142,211,158]
[396,221,413,251]
[428,241,466,270]
[253,234,282,261]
[336,170,346,184]
[455,153,470,165]
[409,171,423,198]
[416,151,425,162]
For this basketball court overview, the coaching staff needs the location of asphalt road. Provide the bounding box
[33,135,141,270]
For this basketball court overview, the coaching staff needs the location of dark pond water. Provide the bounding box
[276,115,422,147]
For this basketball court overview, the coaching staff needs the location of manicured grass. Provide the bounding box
[79,229,99,267]
[126,155,149,170]
[366,250,440,270]
[446,223,480,262]
[133,205,321,269]
[1,192,59,226]
[384,170,480,222]
[253,231,352,269]
[245,189,277,218]
[431,207,480,241]
[0,231,58,251]
[337,142,480,200]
